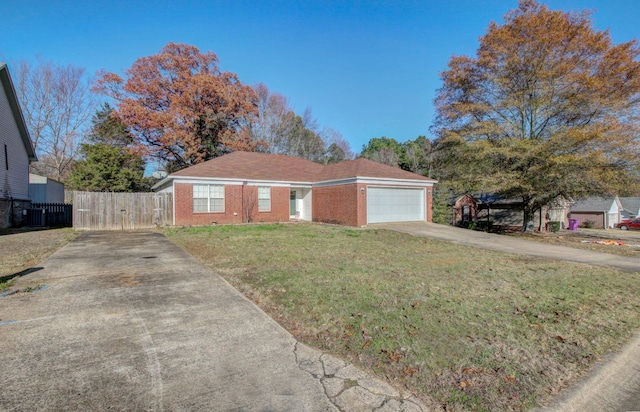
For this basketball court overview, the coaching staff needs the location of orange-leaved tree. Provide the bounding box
[94,43,261,171]
[433,0,640,230]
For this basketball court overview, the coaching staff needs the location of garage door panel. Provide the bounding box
[367,187,425,224]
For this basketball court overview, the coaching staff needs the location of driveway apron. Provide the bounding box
[0,231,425,411]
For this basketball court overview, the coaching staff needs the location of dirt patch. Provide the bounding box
[0,228,77,281]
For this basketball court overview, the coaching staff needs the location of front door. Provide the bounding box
[290,191,297,216]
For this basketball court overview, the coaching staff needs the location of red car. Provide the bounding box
[617,218,640,230]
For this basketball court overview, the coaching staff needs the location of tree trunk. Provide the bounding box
[522,196,535,232]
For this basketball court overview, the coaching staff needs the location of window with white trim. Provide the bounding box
[258,187,271,212]
[193,184,224,212]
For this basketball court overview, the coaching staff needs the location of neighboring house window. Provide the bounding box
[258,187,271,212]
[193,184,224,212]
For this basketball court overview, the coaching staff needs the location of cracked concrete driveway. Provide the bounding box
[0,231,425,411]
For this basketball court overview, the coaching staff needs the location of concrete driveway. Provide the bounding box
[377,222,640,273]
[0,231,425,411]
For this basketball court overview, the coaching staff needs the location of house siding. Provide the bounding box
[312,183,365,227]
[174,183,290,226]
[29,174,65,203]
[0,84,30,202]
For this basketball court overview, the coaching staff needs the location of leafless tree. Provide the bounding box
[13,59,96,180]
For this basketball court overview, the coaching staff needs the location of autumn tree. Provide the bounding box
[433,0,640,230]
[13,59,96,180]
[94,43,260,171]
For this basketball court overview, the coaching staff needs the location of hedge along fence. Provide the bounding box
[66,191,173,231]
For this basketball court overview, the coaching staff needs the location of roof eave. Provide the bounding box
[0,63,37,162]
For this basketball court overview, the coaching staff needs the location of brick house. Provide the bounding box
[153,151,436,227]
[0,63,38,228]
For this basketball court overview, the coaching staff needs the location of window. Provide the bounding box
[258,187,271,212]
[193,184,224,212]
[4,144,7,170]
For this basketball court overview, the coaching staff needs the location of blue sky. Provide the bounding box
[1,0,638,153]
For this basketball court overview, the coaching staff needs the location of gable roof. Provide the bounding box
[571,196,620,212]
[0,63,37,161]
[620,197,640,214]
[159,151,436,187]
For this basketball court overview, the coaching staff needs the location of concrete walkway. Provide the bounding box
[0,231,426,411]
[377,222,640,273]
[377,222,640,411]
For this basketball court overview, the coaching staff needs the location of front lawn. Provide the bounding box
[166,223,640,411]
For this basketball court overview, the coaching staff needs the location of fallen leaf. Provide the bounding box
[459,381,471,388]
[503,374,516,383]
[403,366,418,376]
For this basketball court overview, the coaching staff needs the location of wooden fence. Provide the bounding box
[66,191,173,231]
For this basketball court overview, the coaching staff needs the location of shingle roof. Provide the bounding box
[171,151,324,182]
[571,196,618,212]
[620,197,640,214]
[169,152,436,183]
[0,63,37,161]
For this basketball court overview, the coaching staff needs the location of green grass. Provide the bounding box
[167,223,640,411]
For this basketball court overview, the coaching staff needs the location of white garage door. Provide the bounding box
[367,187,425,224]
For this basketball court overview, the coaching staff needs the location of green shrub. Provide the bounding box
[547,221,561,232]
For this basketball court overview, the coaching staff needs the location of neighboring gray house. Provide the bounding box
[620,197,640,219]
[0,63,37,228]
[29,173,64,203]
[570,196,623,229]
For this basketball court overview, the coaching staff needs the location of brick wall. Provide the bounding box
[312,183,364,227]
[174,183,289,226]
[246,186,290,223]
